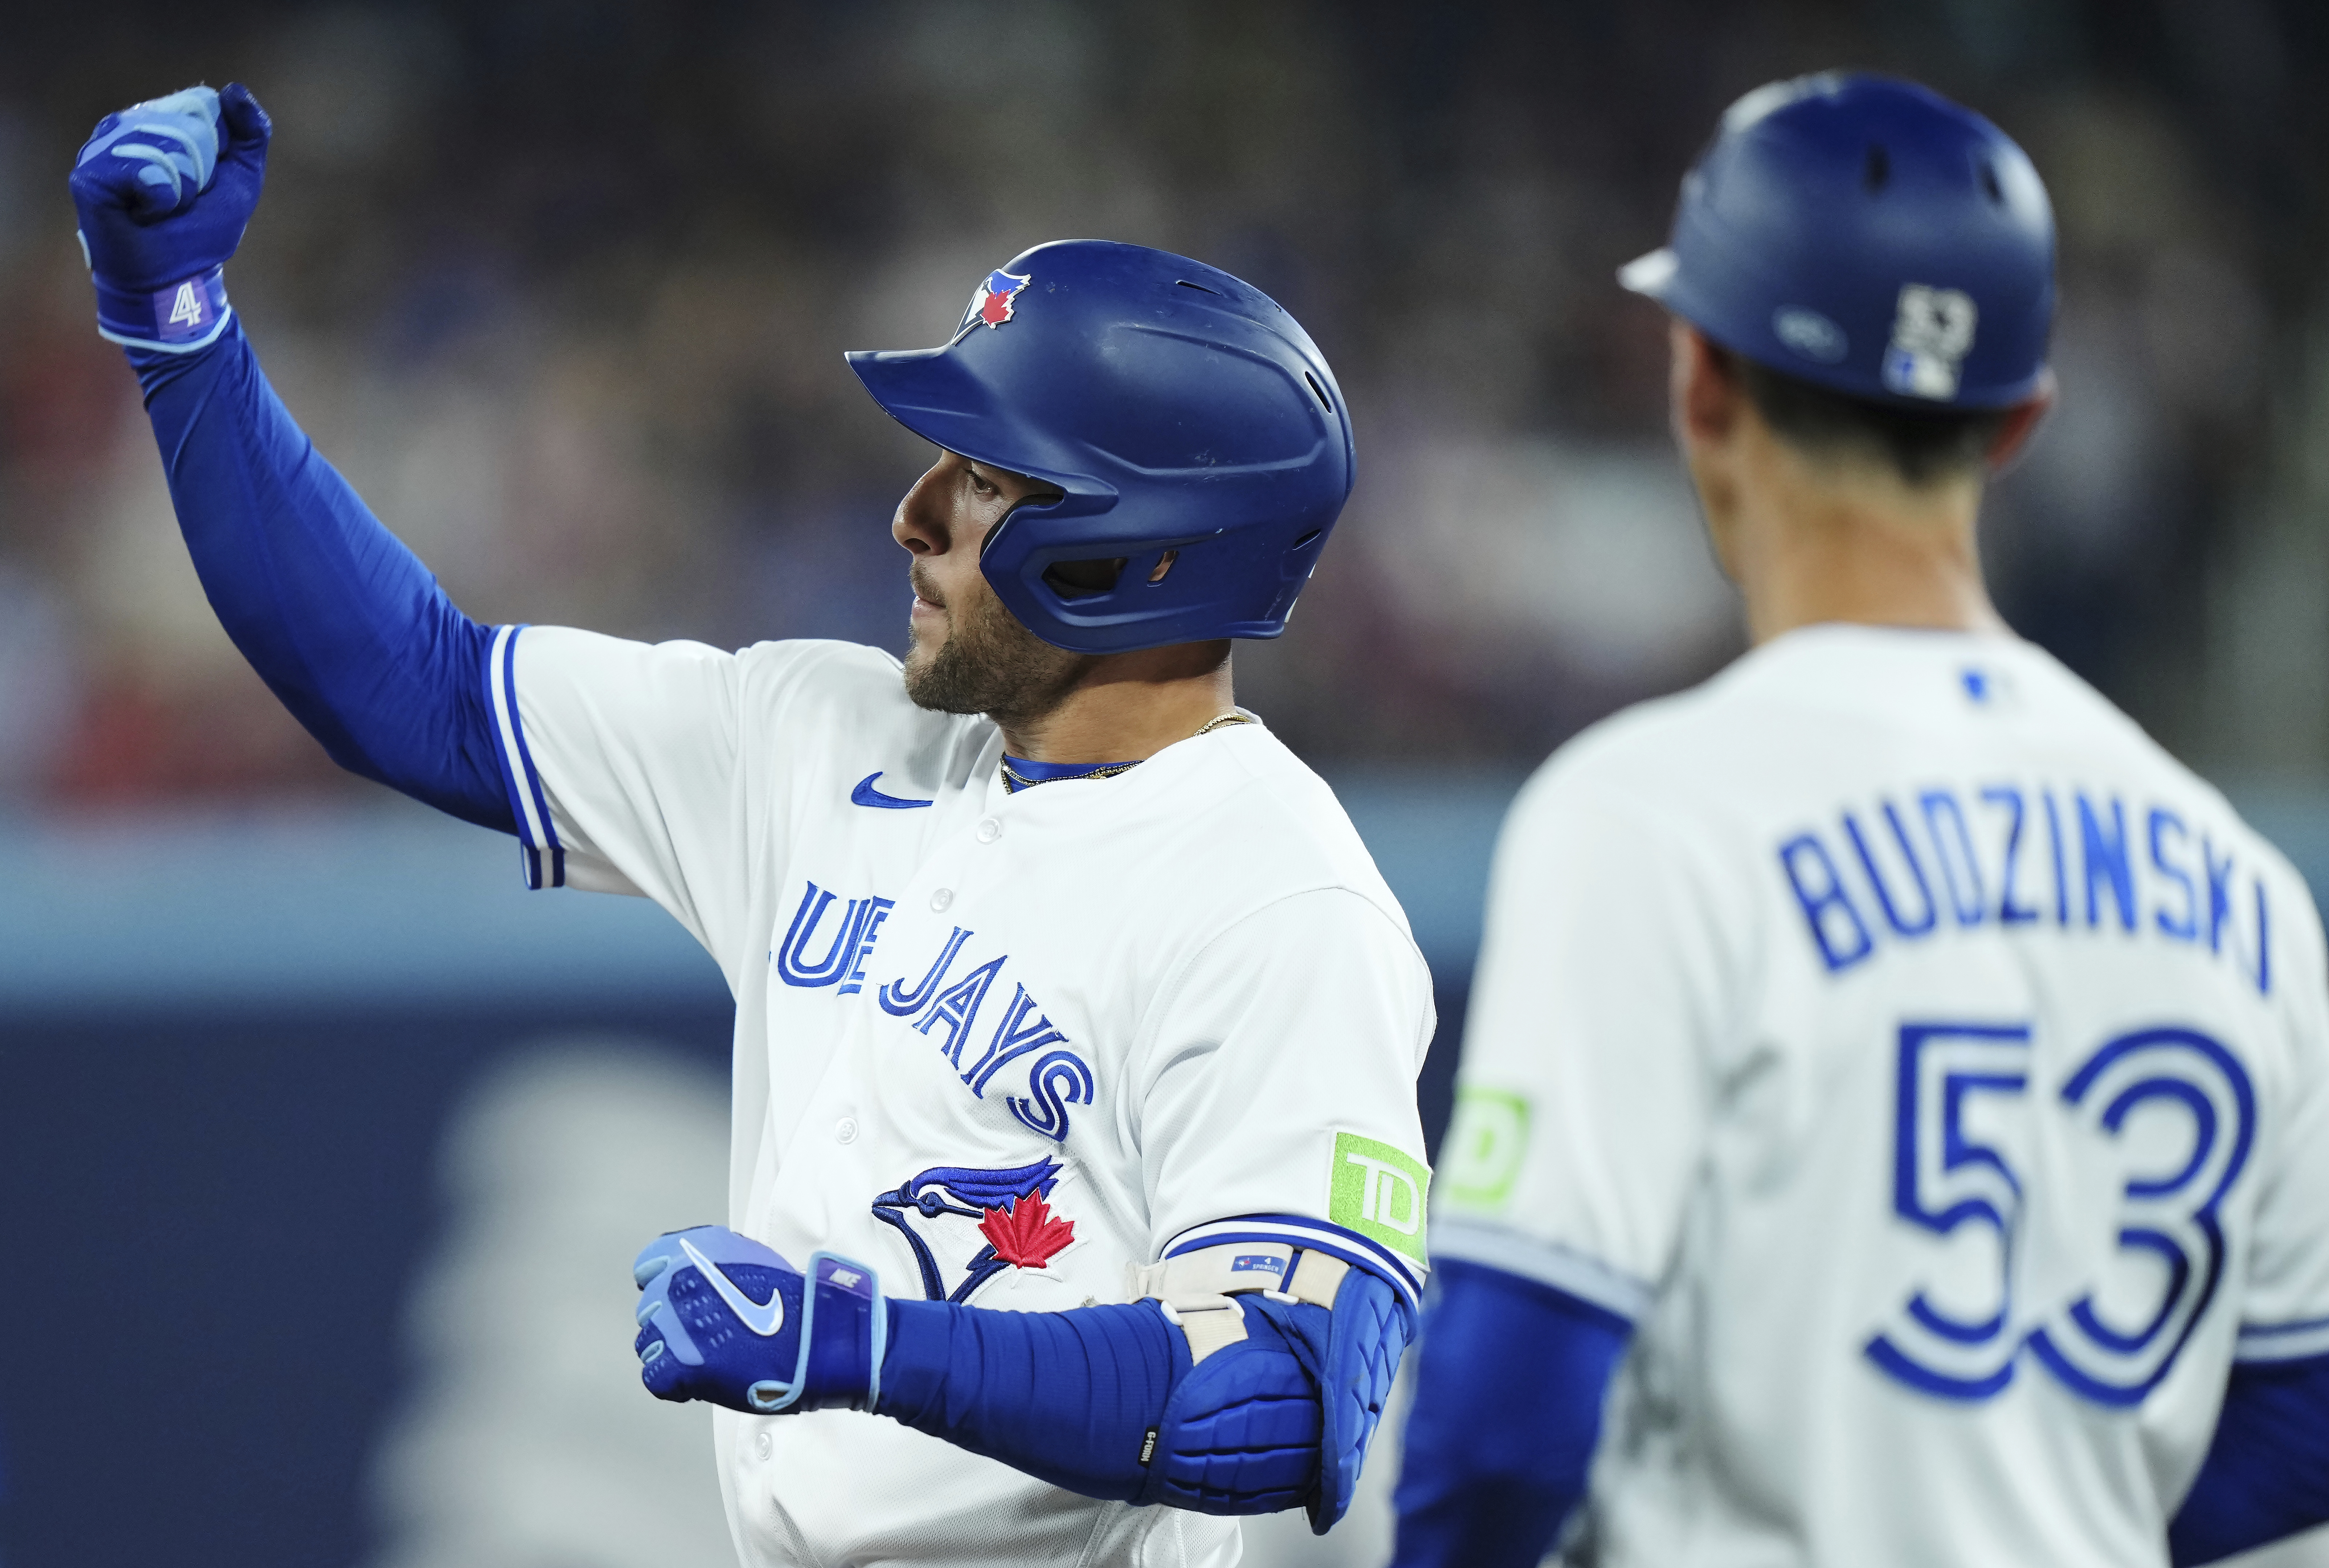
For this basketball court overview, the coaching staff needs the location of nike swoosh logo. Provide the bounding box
[680,1237,786,1337]
[851,771,933,809]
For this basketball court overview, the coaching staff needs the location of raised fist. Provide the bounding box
[69,81,271,351]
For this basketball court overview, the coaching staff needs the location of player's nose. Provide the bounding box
[891,457,956,558]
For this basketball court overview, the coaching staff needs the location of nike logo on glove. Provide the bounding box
[679,1237,786,1337]
[851,771,932,809]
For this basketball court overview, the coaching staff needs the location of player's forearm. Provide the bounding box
[2169,1353,2329,1567]
[637,1223,1413,1527]
[127,320,512,830]
[1391,1258,1632,1568]
[877,1299,1182,1502]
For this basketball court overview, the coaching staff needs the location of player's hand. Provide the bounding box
[69,82,271,349]
[631,1225,887,1414]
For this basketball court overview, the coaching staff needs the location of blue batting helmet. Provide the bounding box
[1621,72,2055,410]
[847,240,1355,654]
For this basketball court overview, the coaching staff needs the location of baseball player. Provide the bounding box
[1393,73,2329,1568]
[71,84,1437,1566]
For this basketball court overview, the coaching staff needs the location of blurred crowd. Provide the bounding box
[1,0,2324,807]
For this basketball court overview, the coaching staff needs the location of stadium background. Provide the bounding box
[2,1,2327,1564]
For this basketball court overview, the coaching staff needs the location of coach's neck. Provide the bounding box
[1670,323,2044,648]
[1002,640,1236,763]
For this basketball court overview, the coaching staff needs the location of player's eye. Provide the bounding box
[968,471,999,499]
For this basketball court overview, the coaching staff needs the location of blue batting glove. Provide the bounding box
[69,81,271,353]
[631,1225,888,1415]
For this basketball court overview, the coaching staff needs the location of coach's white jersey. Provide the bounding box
[488,627,1436,1568]
[1435,625,2329,1568]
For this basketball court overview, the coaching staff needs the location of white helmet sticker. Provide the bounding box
[1882,283,1979,400]
[1773,306,1849,364]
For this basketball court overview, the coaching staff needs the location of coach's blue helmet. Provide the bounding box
[1622,72,2055,410]
[847,240,1355,654]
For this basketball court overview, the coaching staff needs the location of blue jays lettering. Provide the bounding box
[774,879,1098,1142]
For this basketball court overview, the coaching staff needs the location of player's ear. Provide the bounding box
[1985,371,2055,475]
[1672,322,1743,450]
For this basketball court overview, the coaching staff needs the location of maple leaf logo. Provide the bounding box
[974,269,1030,328]
[977,1187,1076,1269]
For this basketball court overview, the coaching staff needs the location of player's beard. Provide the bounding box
[902,564,1095,725]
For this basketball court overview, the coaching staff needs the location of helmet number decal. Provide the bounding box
[1882,283,1979,400]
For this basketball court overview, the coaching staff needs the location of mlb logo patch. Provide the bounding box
[963,269,1032,331]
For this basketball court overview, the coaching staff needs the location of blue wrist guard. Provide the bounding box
[93,266,233,353]
[632,1226,887,1414]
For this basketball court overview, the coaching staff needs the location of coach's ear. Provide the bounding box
[1669,321,1752,583]
[1671,321,1746,453]
[1985,371,2056,475]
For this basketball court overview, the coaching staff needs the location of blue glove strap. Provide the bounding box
[769,1253,888,1414]
[94,265,232,353]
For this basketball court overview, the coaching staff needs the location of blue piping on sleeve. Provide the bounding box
[486,624,564,888]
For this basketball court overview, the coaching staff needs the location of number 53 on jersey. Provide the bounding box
[1869,1017,2255,1406]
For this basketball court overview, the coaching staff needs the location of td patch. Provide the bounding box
[1328,1131,1430,1268]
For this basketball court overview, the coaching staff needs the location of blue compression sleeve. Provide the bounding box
[2170,1353,2329,1566]
[126,320,511,830]
[878,1299,1184,1500]
[1391,1258,1633,1568]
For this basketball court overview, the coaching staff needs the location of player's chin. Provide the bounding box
[900,623,943,679]
[900,636,968,714]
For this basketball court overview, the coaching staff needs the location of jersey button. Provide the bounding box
[930,888,954,912]
[835,1116,859,1145]
[755,1429,773,1459]
[974,817,1002,843]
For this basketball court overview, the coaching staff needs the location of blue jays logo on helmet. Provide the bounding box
[871,1157,1073,1303]
[847,239,1356,656]
[962,269,1033,332]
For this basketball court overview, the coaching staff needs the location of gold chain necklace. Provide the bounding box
[1001,711,1254,793]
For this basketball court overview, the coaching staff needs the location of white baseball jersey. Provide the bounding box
[1434,625,2329,1568]
[485,626,1436,1568]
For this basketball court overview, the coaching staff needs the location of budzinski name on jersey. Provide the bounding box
[1779,780,2273,991]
